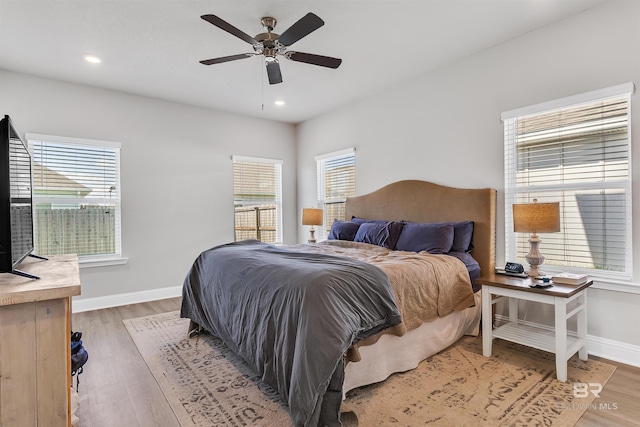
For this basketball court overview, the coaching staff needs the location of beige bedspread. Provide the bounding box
[288,240,476,360]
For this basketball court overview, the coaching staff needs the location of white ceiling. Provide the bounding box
[0,0,606,124]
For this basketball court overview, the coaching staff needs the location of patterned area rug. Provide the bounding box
[124,311,616,427]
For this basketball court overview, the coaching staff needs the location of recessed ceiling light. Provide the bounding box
[84,55,102,64]
[274,100,285,106]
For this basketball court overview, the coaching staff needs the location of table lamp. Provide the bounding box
[302,208,323,243]
[513,199,560,277]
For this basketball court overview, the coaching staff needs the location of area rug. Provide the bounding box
[124,311,616,427]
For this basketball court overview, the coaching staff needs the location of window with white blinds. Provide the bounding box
[232,155,283,244]
[27,134,122,262]
[315,148,356,239]
[503,83,634,279]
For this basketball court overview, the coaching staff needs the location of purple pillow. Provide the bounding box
[434,221,474,252]
[353,221,404,249]
[395,222,454,254]
[351,216,382,224]
[328,220,361,241]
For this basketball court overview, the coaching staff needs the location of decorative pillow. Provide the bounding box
[395,222,454,254]
[436,221,474,252]
[328,220,361,241]
[353,221,404,249]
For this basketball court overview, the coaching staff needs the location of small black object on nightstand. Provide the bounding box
[529,279,553,288]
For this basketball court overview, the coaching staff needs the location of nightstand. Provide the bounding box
[477,273,593,382]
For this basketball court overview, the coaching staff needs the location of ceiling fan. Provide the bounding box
[199,13,342,85]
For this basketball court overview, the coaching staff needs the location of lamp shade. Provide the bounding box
[513,201,560,233]
[302,208,323,226]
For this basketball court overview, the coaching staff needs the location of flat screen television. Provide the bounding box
[0,115,45,279]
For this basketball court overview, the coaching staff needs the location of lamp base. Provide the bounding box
[526,265,545,278]
[525,233,545,277]
[308,227,316,244]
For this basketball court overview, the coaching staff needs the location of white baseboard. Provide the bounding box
[587,334,640,368]
[71,286,182,313]
[494,314,640,368]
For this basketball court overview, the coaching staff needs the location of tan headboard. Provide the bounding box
[345,180,497,277]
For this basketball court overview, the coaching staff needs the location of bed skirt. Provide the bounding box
[343,291,482,395]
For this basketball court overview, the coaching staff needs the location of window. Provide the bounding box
[27,134,123,265]
[233,155,282,244]
[503,83,634,279]
[316,148,356,239]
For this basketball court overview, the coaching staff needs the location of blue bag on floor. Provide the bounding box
[71,331,88,390]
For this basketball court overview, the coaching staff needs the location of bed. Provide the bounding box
[340,180,496,393]
[180,180,496,427]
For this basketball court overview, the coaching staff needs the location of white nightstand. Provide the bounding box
[477,274,593,382]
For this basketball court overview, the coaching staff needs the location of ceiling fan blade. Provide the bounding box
[287,51,342,69]
[266,61,283,85]
[277,13,324,47]
[200,53,254,65]
[201,14,258,45]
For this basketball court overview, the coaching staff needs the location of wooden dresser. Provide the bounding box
[0,254,81,426]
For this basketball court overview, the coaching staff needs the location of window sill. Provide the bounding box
[78,256,129,269]
[590,277,640,294]
[533,266,639,294]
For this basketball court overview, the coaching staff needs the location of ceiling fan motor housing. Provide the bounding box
[254,32,281,60]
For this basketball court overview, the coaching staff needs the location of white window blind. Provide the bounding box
[27,134,122,261]
[316,148,356,239]
[232,155,283,244]
[503,83,633,279]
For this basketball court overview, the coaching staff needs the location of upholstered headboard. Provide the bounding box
[345,180,497,277]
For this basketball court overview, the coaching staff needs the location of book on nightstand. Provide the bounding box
[551,272,589,286]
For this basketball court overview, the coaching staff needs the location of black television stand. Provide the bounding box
[10,254,49,280]
[10,269,41,280]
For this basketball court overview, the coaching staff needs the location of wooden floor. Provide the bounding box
[72,298,640,427]
[72,298,182,427]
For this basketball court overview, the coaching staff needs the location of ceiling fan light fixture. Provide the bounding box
[274,100,285,106]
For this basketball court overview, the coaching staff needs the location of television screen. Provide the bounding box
[1,115,35,274]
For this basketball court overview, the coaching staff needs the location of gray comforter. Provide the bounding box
[180,240,401,426]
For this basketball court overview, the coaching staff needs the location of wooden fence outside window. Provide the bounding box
[234,205,276,243]
[35,206,116,256]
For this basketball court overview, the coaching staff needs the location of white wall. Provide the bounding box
[0,70,297,300]
[296,0,640,352]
